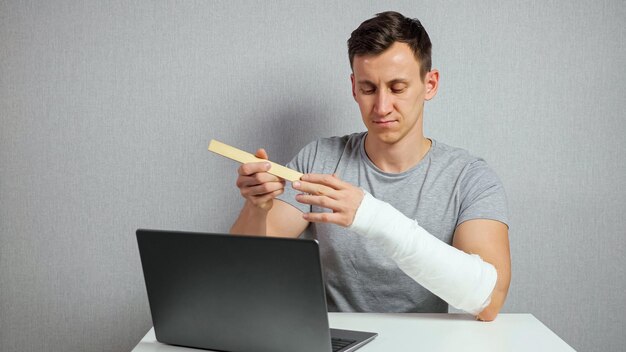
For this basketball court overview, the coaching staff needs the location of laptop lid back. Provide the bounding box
[137,229,333,352]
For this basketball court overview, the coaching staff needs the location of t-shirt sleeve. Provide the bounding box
[275,140,319,213]
[457,160,509,228]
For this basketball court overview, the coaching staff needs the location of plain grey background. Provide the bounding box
[1,1,624,351]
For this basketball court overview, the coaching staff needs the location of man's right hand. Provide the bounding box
[235,148,286,211]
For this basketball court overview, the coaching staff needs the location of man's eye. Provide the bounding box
[391,86,407,94]
[361,88,375,95]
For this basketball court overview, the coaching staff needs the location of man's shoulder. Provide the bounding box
[316,132,365,149]
[288,132,365,172]
[300,132,365,155]
[430,139,484,168]
[430,140,504,193]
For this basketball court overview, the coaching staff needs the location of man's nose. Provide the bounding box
[373,90,393,117]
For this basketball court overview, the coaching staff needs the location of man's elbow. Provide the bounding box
[476,266,510,322]
[475,289,507,321]
[476,305,500,322]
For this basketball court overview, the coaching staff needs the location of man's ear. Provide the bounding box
[350,73,357,101]
[424,69,439,101]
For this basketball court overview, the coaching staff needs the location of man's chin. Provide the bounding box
[367,131,401,145]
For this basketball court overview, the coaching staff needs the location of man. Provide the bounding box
[230,11,510,321]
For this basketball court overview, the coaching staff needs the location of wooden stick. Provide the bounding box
[208,140,303,181]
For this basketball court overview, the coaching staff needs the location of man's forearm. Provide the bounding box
[229,201,269,236]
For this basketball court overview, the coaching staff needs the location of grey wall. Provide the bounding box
[1,1,624,351]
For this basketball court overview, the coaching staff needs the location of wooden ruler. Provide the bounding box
[208,139,303,181]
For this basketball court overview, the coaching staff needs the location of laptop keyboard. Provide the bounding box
[331,337,356,352]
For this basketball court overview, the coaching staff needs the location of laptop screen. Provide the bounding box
[137,229,335,352]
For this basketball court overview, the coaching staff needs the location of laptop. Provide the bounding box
[136,229,377,352]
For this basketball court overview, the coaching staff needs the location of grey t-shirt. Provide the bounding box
[277,132,508,313]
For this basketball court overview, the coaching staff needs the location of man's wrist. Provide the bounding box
[244,200,272,214]
[348,191,380,235]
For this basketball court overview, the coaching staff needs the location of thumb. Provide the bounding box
[255,148,269,160]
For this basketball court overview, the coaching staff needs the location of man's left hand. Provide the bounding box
[292,174,364,227]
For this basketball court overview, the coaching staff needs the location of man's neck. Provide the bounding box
[364,134,432,174]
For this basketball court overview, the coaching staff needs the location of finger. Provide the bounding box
[238,161,272,176]
[302,211,343,226]
[300,173,345,189]
[237,172,284,188]
[242,181,285,197]
[253,188,284,203]
[292,180,339,199]
[255,148,269,160]
[295,194,342,211]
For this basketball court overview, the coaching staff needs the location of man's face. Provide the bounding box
[351,42,437,146]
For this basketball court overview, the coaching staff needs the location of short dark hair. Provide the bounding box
[347,11,432,79]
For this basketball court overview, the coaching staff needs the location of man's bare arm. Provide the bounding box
[231,199,308,238]
[453,219,511,321]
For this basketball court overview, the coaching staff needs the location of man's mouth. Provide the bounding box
[372,120,397,127]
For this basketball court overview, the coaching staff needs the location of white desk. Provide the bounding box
[132,313,575,351]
